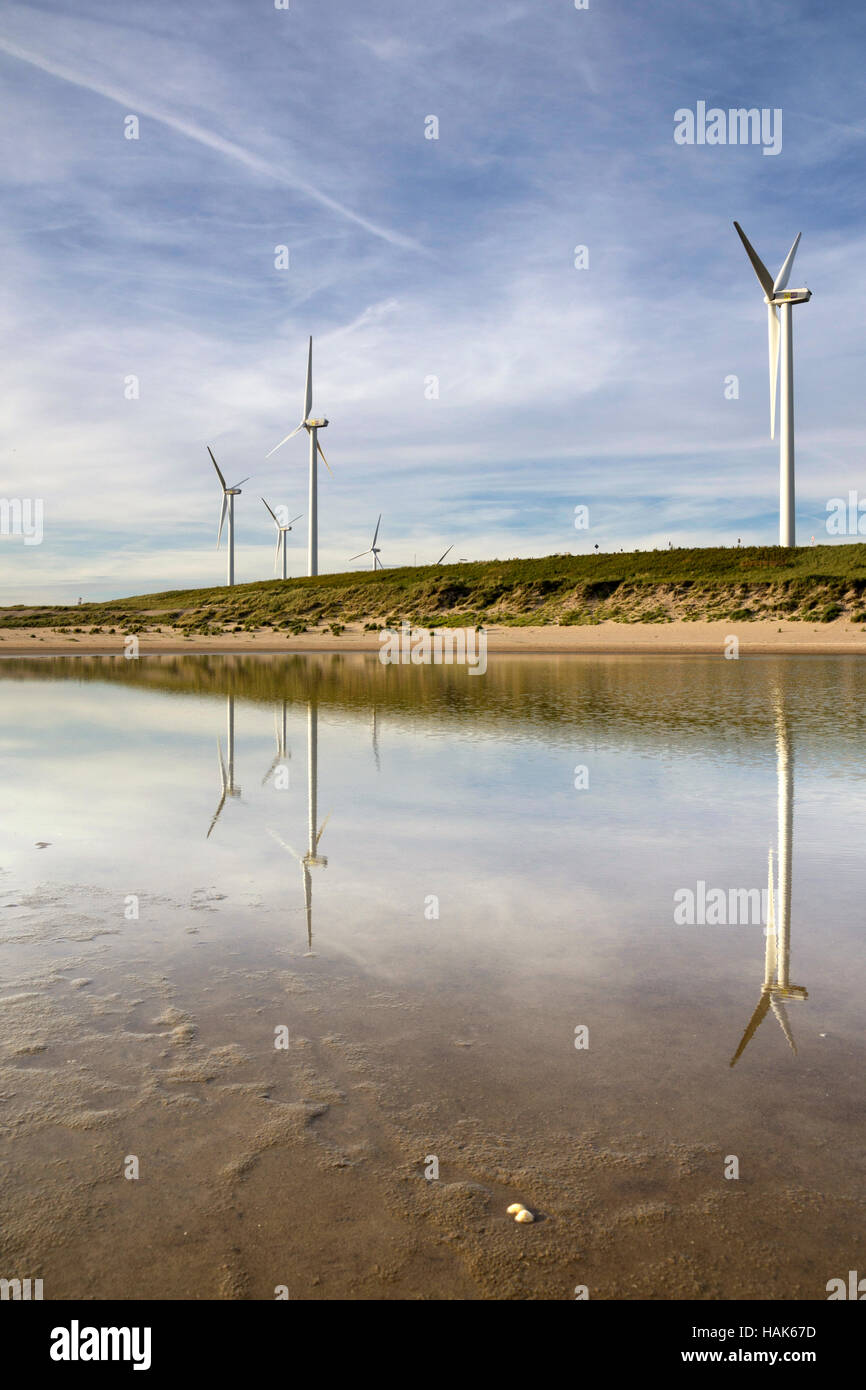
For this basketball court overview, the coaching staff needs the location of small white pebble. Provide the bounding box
[514,1208,534,1224]
[506,1203,524,1215]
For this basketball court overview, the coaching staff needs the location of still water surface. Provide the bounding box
[0,654,863,1299]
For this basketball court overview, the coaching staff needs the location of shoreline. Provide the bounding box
[0,618,865,657]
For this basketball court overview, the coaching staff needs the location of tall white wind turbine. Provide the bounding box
[262,498,302,579]
[733,222,812,548]
[209,447,249,586]
[265,337,331,577]
[349,515,385,570]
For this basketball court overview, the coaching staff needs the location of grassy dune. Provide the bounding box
[4,544,866,635]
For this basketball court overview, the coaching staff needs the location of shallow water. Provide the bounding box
[0,653,863,1299]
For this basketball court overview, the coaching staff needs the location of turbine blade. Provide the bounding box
[217,493,228,547]
[436,545,453,564]
[372,513,382,547]
[261,496,279,525]
[207,450,226,494]
[304,336,313,420]
[261,754,280,787]
[206,790,227,838]
[348,550,371,561]
[733,221,775,299]
[729,992,772,1067]
[316,812,331,847]
[274,533,283,574]
[768,304,780,441]
[316,439,332,475]
[769,997,797,1054]
[265,423,303,459]
[231,476,250,489]
[288,514,303,526]
[267,826,302,861]
[773,232,802,293]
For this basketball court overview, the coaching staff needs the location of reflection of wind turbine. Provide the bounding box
[350,515,384,570]
[262,498,302,579]
[733,223,812,548]
[730,703,808,1066]
[209,447,249,586]
[265,337,331,577]
[261,701,291,786]
[207,695,242,837]
[269,702,329,955]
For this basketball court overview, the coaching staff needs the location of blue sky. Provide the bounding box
[2,0,866,601]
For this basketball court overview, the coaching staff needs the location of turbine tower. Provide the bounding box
[733,222,812,548]
[261,498,302,580]
[265,337,331,578]
[209,447,249,586]
[349,515,385,570]
[730,699,808,1066]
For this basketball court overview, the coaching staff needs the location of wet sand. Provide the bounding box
[1,618,865,656]
[2,881,863,1301]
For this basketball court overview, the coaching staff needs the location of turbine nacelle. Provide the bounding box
[305,417,329,429]
[765,289,812,305]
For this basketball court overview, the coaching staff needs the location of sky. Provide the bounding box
[2,0,866,602]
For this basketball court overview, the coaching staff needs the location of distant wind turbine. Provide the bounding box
[350,515,385,570]
[265,336,331,577]
[262,498,302,579]
[209,447,248,586]
[733,222,812,548]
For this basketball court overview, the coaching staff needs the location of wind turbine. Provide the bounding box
[435,545,453,565]
[207,695,242,838]
[269,701,329,956]
[265,337,331,577]
[730,701,808,1066]
[733,222,812,548]
[209,447,249,586]
[262,498,302,580]
[350,515,384,570]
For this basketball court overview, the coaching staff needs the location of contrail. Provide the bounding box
[0,36,424,253]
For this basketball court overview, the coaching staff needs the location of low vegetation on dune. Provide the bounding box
[4,544,866,636]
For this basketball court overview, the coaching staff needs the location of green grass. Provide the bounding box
[4,544,866,631]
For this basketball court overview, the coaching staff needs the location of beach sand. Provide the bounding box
[1,618,864,656]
